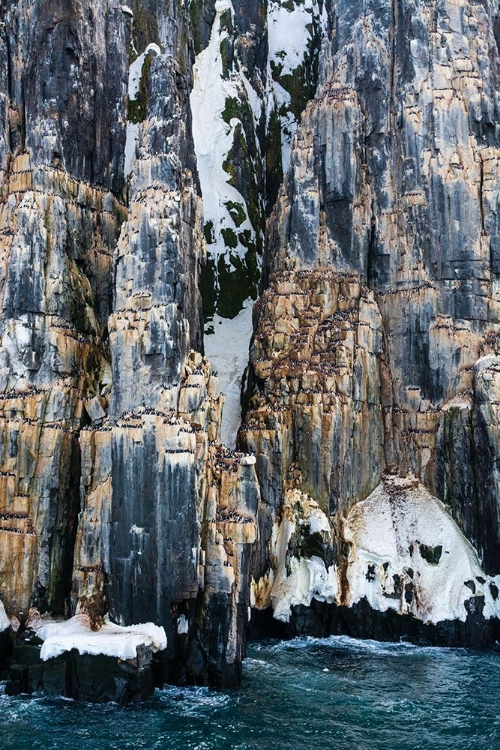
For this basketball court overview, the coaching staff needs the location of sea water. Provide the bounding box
[1,636,499,750]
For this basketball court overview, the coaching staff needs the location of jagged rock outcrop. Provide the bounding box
[249,473,500,646]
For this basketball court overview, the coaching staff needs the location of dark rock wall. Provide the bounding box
[0,0,127,617]
[0,0,257,686]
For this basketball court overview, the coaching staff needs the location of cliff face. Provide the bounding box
[0,0,258,689]
[0,0,128,619]
[1,0,500,697]
[243,0,500,636]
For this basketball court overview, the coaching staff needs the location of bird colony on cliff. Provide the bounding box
[0,0,500,701]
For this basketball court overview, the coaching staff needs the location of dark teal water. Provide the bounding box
[1,636,499,750]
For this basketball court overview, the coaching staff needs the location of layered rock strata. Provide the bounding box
[1,0,500,700]
[0,0,258,693]
[0,0,128,617]
[242,0,500,639]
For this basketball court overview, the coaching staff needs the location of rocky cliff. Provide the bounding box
[0,0,500,699]
[243,0,500,641]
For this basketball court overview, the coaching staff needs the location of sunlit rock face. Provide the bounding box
[0,0,128,618]
[70,0,260,687]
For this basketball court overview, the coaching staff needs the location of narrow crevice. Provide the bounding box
[479,154,486,236]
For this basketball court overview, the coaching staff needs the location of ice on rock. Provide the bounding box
[268,0,316,77]
[190,1,264,449]
[263,490,338,623]
[0,599,10,632]
[128,44,162,101]
[240,455,256,466]
[125,43,162,177]
[28,613,167,662]
[190,0,257,276]
[130,524,145,535]
[343,475,500,624]
[266,0,321,171]
[177,614,189,635]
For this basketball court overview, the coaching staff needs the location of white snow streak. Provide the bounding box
[0,599,9,632]
[260,490,338,623]
[124,44,161,178]
[204,304,254,447]
[267,0,319,171]
[190,1,254,266]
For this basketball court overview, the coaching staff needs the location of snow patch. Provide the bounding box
[177,615,189,635]
[29,613,167,662]
[271,555,338,623]
[124,122,140,178]
[204,304,254,447]
[268,1,315,77]
[263,489,337,623]
[190,0,257,289]
[270,80,295,172]
[343,475,500,624]
[124,43,161,177]
[128,44,161,100]
[0,600,9,632]
[266,0,321,171]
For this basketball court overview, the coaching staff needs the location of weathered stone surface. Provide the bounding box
[0,0,257,694]
[242,0,500,639]
[6,630,155,703]
[242,268,384,517]
[2,0,500,696]
[0,0,129,625]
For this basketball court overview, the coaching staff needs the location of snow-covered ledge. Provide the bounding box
[343,474,500,624]
[27,612,167,662]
